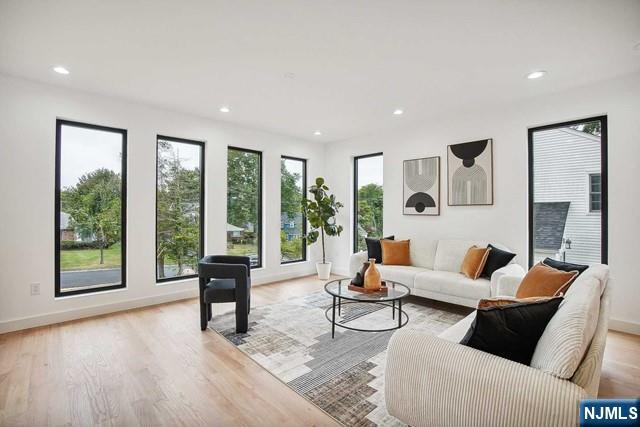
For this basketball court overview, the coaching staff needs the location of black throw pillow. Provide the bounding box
[365,235,394,264]
[543,257,589,276]
[481,244,516,278]
[460,297,563,365]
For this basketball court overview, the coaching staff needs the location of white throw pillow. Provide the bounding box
[530,274,601,378]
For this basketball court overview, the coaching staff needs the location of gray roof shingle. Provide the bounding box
[534,202,570,251]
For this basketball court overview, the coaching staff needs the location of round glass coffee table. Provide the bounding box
[324,278,410,338]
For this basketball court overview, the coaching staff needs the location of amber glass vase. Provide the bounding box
[363,258,381,291]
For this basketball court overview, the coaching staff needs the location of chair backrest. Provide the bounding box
[199,255,251,277]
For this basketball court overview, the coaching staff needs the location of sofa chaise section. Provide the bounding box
[385,264,611,427]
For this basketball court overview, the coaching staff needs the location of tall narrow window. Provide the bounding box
[55,120,127,296]
[529,116,607,266]
[227,147,262,268]
[156,136,204,282]
[354,153,384,252]
[281,156,307,263]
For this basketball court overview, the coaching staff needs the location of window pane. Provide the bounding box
[590,175,601,192]
[56,121,126,295]
[156,137,204,281]
[227,148,262,267]
[281,157,306,263]
[531,119,604,265]
[354,154,384,252]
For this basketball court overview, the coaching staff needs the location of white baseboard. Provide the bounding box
[0,288,200,334]
[609,318,640,335]
[331,267,351,277]
[252,268,317,286]
[0,269,320,334]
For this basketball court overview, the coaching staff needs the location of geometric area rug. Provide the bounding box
[208,291,468,426]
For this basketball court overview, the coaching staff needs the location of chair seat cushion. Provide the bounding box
[414,270,491,300]
[203,278,237,303]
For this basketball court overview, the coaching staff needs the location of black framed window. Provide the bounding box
[281,156,307,263]
[55,120,127,297]
[528,116,607,266]
[156,135,205,282]
[353,153,384,253]
[589,174,601,212]
[227,147,262,268]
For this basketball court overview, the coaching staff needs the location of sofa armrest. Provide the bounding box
[490,263,525,297]
[385,330,586,427]
[496,274,524,297]
[349,251,368,277]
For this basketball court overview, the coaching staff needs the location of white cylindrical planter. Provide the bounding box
[316,262,332,280]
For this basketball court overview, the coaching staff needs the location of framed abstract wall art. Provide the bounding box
[447,138,493,206]
[403,156,440,215]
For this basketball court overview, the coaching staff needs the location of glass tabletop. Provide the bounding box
[324,278,410,302]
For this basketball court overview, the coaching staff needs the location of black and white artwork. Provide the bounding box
[403,156,440,215]
[447,139,493,206]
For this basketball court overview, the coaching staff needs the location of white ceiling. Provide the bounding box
[1,0,639,142]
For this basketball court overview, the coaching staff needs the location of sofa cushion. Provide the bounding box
[414,270,491,300]
[481,244,517,278]
[529,270,603,378]
[477,295,552,309]
[460,245,491,280]
[543,257,589,276]
[433,239,486,273]
[381,239,412,266]
[365,235,394,264]
[409,239,438,269]
[377,265,428,287]
[460,297,563,365]
[438,312,475,342]
[516,262,578,298]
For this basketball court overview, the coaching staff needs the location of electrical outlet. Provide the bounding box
[30,282,40,296]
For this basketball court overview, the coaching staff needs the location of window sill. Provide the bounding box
[280,260,309,267]
[55,286,127,300]
[156,277,198,286]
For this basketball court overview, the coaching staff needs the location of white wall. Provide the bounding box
[324,72,640,333]
[0,74,325,333]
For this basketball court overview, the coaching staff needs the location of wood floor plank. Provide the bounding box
[0,275,637,426]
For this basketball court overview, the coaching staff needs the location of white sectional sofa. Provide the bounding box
[385,264,611,427]
[349,239,525,308]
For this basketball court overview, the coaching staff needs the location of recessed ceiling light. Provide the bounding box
[219,106,230,113]
[526,70,546,79]
[393,109,404,115]
[53,66,69,75]
[314,131,322,136]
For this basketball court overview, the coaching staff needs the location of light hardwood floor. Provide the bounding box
[1,276,638,426]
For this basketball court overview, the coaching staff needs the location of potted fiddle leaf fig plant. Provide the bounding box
[301,177,344,279]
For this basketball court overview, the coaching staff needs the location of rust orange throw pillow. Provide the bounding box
[381,239,411,266]
[460,245,491,280]
[477,296,552,309]
[516,262,578,298]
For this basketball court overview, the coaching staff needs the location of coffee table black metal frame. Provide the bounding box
[324,278,410,338]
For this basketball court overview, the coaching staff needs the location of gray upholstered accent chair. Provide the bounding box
[198,255,251,333]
